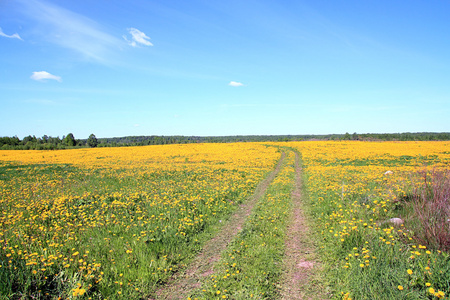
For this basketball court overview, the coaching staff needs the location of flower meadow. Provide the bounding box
[1,141,450,299]
[0,143,280,299]
[286,141,450,299]
[190,151,296,300]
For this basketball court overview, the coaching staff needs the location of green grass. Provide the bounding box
[189,151,296,299]
[0,160,271,299]
[301,159,450,299]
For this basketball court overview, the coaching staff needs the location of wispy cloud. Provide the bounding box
[30,71,62,82]
[228,81,245,87]
[0,27,23,40]
[18,0,123,62]
[220,103,258,108]
[124,28,153,47]
[24,99,58,105]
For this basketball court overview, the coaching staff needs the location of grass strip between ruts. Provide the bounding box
[189,151,296,299]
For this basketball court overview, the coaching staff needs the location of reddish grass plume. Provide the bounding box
[407,169,450,252]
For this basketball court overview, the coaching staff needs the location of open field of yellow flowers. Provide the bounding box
[1,141,450,299]
[284,141,450,299]
[190,151,296,299]
[0,143,280,299]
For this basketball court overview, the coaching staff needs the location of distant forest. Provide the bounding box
[1,132,450,150]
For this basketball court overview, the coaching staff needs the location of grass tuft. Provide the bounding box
[402,169,450,252]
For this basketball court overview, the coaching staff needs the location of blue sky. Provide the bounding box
[1,0,449,139]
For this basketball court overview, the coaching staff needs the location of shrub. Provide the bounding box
[403,169,450,252]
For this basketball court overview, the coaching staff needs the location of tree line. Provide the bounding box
[1,132,450,150]
[0,133,98,150]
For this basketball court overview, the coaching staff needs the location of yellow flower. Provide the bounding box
[72,287,86,297]
[407,269,413,275]
[398,285,403,291]
[428,288,435,294]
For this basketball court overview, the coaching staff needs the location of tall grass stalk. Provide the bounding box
[407,169,450,252]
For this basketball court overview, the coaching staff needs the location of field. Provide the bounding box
[1,141,449,299]
[287,141,450,299]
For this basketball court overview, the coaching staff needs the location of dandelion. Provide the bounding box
[398,285,404,291]
[72,287,86,297]
[407,269,413,275]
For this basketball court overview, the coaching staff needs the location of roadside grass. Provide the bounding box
[3,141,449,299]
[287,141,450,300]
[283,150,329,300]
[394,169,450,252]
[189,151,296,299]
[0,144,279,299]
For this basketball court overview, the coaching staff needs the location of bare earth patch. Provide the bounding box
[280,152,326,300]
[151,152,286,300]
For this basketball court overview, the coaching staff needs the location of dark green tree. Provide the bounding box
[87,134,98,148]
[22,135,37,144]
[63,133,76,146]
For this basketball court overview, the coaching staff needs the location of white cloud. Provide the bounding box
[124,28,153,47]
[30,71,62,82]
[25,99,58,105]
[18,0,123,62]
[228,81,245,87]
[0,27,23,40]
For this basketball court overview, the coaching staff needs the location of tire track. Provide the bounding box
[151,152,286,300]
[280,152,324,300]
